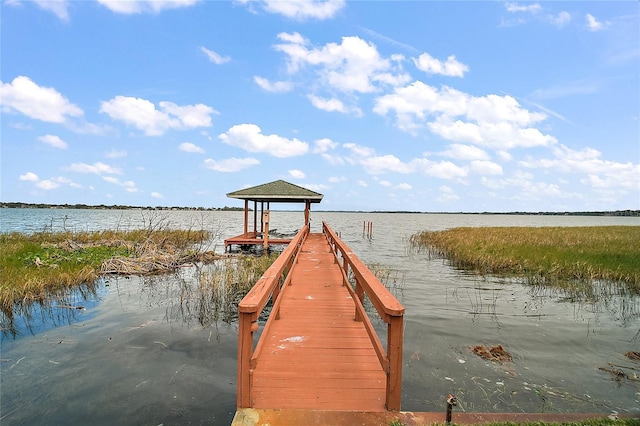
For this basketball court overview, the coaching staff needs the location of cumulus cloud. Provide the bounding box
[19,172,39,182]
[204,157,260,172]
[505,2,542,14]
[38,134,68,149]
[470,160,503,175]
[219,123,308,157]
[97,0,200,14]
[413,53,469,78]
[308,94,362,115]
[151,192,164,199]
[289,169,306,179]
[0,76,83,123]
[238,0,345,20]
[586,13,609,31]
[519,144,639,192]
[19,171,78,190]
[33,0,71,20]
[100,96,216,136]
[103,176,139,193]
[440,144,490,161]
[313,138,338,154]
[274,32,410,93]
[67,162,121,175]
[374,81,556,149]
[254,76,293,93]
[550,11,571,28]
[105,149,127,158]
[179,142,205,153]
[201,47,230,64]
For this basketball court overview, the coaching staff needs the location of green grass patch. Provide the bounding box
[409,226,640,292]
[0,229,210,314]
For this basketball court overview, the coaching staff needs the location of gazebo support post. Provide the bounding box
[243,199,248,237]
[304,200,310,227]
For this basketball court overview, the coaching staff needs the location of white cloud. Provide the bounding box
[413,53,469,78]
[238,0,345,20]
[586,13,608,32]
[0,76,83,123]
[416,159,468,180]
[151,192,164,199]
[313,138,338,154]
[308,94,363,116]
[303,183,329,192]
[440,144,490,161]
[343,142,375,158]
[68,162,121,175]
[274,32,410,93]
[97,0,200,14]
[103,176,139,193]
[105,149,127,158]
[550,11,571,28]
[201,47,230,64]
[289,169,306,179]
[361,154,411,174]
[397,183,412,190]
[357,180,368,187]
[179,142,205,153]
[374,81,556,149]
[519,145,639,192]
[437,185,460,202]
[19,172,79,190]
[481,175,565,200]
[254,76,293,93]
[204,157,260,172]
[19,172,39,182]
[505,2,542,14]
[100,96,216,136]
[379,180,392,187]
[38,134,68,149]
[328,176,346,183]
[36,179,60,190]
[470,160,503,175]
[219,123,308,157]
[34,0,70,20]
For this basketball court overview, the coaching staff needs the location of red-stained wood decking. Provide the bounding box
[250,233,387,411]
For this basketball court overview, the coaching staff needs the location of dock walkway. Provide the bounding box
[236,222,405,413]
[251,233,386,410]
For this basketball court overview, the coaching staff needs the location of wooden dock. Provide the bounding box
[236,222,405,412]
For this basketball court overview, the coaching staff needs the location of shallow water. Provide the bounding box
[1,209,639,424]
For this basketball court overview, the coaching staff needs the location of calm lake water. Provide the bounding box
[1,208,639,425]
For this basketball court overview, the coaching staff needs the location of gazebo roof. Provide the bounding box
[226,180,324,203]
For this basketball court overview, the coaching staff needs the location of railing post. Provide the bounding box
[386,314,404,411]
[237,312,254,408]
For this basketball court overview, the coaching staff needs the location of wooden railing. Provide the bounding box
[323,221,405,411]
[236,224,309,408]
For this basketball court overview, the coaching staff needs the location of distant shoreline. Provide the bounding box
[1,202,638,216]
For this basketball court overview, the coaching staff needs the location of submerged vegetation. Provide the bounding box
[0,228,212,315]
[174,253,280,326]
[410,226,640,292]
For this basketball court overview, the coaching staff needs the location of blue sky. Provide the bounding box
[1,0,638,212]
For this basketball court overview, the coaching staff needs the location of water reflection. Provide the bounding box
[1,281,102,341]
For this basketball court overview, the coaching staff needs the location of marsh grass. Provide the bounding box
[0,228,211,315]
[409,226,640,292]
[174,253,280,326]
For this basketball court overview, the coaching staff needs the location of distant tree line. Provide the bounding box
[0,202,245,211]
[1,202,637,216]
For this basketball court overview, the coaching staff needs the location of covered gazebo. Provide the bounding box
[223,180,323,251]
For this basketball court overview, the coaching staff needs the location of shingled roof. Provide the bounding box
[226,180,324,203]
